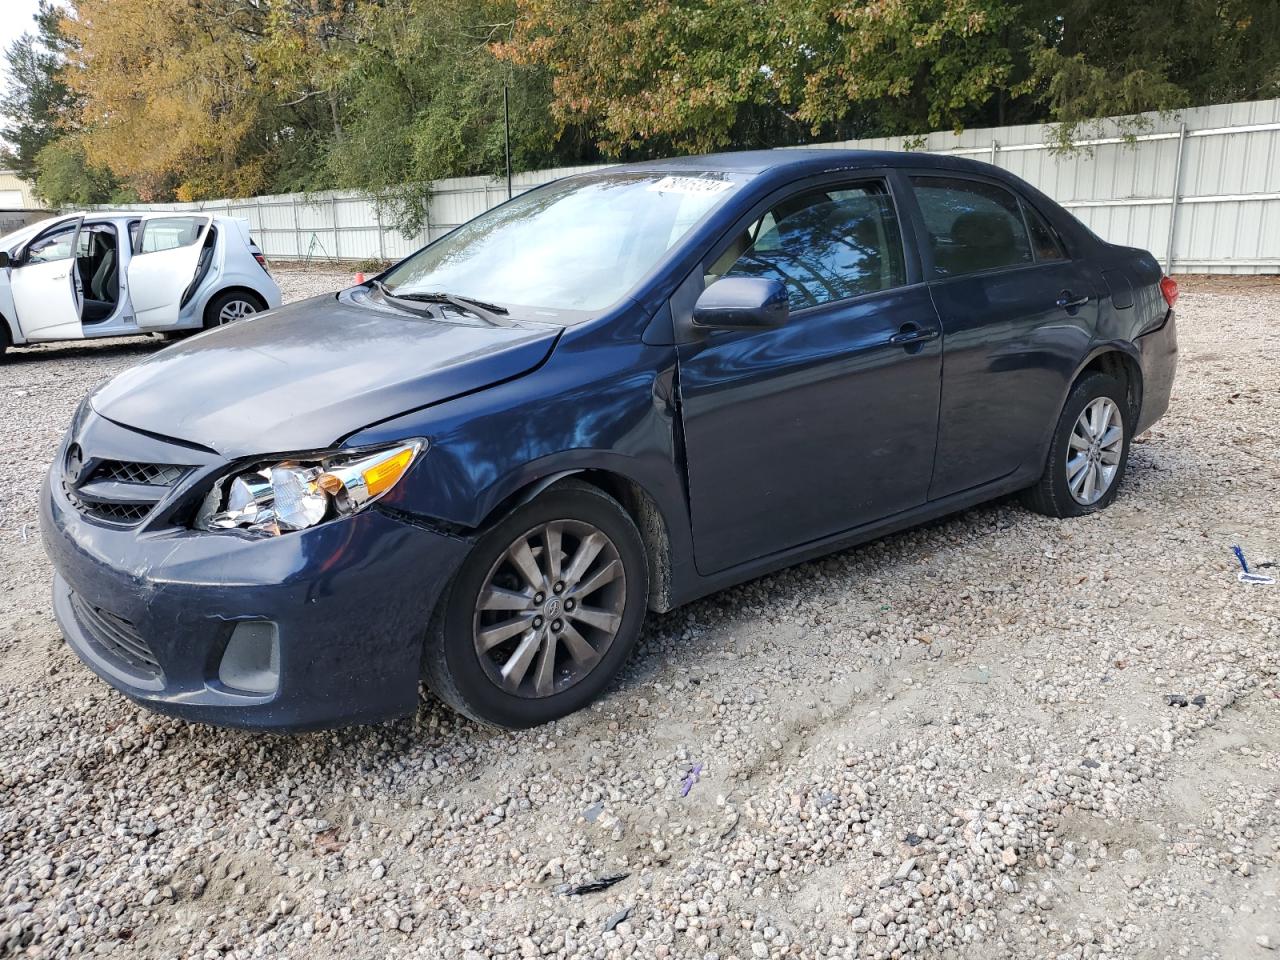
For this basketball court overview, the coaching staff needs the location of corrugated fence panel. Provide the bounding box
[86,98,1280,273]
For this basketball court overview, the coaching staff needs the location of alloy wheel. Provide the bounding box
[1065,396,1123,505]
[217,299,258,325]
[472,519,627,698]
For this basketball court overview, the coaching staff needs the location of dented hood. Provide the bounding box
[91,293,560,457]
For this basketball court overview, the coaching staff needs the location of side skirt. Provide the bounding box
[667,468,1039,609]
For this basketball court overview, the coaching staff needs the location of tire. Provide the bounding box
[1022,370,1132,518]
[423,481,649,728]
[0,321,10,361]
[203,290,267,330]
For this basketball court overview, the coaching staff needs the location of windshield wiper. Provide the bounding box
[372,281,512,326]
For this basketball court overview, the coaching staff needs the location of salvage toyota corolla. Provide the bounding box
[41,149,1178,730]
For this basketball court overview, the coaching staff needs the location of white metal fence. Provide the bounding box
[96,98,1280,274]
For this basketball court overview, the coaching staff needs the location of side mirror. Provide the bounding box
[0,251,9,269]
[692,277,789,331]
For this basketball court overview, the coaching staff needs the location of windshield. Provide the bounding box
[379,171,744,319]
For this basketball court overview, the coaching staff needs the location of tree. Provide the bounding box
[794,0,1031,135]
[28,0,1280,208]
[62,0,286,200]
[500,0,1280,153]
[327,0,567,231]
[33,138,133,207]
[495,0,816,156]
[2,0,123,205]
[1023,0,1280,143]
[1,1,74,178]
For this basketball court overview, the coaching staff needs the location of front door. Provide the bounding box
[677,177,942,576]
[10,217,84,341]
[126,215,213,328]
[907,174,1101,499]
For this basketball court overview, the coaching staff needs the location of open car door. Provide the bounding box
[10,216,84,341]
[126,214,213,328]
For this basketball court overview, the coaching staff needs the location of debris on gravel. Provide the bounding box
[0,271,1277,959]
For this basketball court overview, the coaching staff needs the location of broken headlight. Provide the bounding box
[198,441,425,536]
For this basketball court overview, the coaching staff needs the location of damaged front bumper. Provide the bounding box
[40,414,471,731]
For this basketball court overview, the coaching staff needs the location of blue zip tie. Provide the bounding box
[1232,544,1250,574]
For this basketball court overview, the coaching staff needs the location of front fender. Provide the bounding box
[343,327,695,577]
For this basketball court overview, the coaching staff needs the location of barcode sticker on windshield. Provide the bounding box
[647,176,733,195]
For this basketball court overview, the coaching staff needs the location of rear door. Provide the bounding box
[676,173,942,575]
[10,216,84,341]
[906,174,1100,500]
[126,214,213,328]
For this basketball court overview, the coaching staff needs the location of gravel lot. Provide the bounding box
[1,269,1277,960]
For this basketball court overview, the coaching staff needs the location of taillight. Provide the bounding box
[253,252,270,272]
[1159,275,1179,307]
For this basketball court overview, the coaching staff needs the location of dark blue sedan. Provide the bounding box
[41,150,1178,729]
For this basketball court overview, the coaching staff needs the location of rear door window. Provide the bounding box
[135,216,206,254]
[706,180,907,310]
[911,176,1033,277]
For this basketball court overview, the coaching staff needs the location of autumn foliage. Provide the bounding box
[3,0,1277,216]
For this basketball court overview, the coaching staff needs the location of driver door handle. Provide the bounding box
[888,323,940,346]
[1056,291,1090,310]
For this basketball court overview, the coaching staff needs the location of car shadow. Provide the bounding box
[2,336,165,366]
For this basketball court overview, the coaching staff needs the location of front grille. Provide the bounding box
[69,592,161,677]
[89,460,187,487]
[63,456,190,528]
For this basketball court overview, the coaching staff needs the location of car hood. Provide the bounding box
[91,294,561,457]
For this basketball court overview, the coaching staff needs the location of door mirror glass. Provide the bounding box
[0,251,9,269]
[693,277,789,330]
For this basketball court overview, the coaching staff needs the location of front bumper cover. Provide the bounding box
[41,428,471,731]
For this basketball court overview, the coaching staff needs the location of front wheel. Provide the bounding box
[1022,370,1132,518]
[423,482,649,728]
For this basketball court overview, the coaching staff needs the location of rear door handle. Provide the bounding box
[888,324,940,346]
[1056,291,1090,310]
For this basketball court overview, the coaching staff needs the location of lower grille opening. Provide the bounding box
[78,501,153,525]
[62,480,156,527]
[68,592,161,678]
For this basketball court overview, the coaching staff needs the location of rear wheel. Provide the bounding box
[203,290,266,330]
[1022,370,1132,518]
[423,482,648,728]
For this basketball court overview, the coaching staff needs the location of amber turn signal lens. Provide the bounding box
[361,448,416,497]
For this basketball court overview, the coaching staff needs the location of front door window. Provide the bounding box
[706,182,907,309]
[24,223,78,265]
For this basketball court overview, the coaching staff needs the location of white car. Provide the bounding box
[0,211,282,357]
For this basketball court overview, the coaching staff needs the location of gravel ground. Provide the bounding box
[1,269,1277,960]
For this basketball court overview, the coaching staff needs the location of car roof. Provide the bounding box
[606,147,998,178]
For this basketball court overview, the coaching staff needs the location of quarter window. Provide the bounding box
[911,177,1033,277]
[706,181,907,310]
[1021,199,1067,261]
